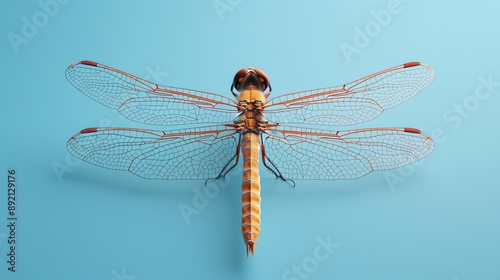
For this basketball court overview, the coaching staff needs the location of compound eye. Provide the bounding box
[253,68,269,90]
[233,68,250,89]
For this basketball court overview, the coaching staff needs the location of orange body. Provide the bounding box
[237,87,267,255]
[241,132,261,255]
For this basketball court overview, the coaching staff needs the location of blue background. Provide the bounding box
[1,1,500,279]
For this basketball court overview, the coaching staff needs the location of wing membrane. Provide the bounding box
[65,61,238,126]
[67,125,239,180]
[263,125,433,180]
[264,62,435,125]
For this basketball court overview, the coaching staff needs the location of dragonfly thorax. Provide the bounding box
[235,97,268,133]
[238,99,264,111]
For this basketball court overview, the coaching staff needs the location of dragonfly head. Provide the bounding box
[231,67,270,93]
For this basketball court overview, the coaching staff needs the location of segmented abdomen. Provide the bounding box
[241,132,261,256]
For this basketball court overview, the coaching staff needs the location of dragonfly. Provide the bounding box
[66,60,435,256]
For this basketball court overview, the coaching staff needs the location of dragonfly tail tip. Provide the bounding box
[246,242,255,257]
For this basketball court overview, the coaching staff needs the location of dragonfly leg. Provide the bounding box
[205,134,242,186]
[260,135,295,188]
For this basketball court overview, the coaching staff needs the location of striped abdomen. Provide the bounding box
[241,132,261,256]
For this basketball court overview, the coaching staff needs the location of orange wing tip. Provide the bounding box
[246,242,255,256]
[80,128,98,134]
[80,60,98,67]
[403,62,421,68]
[404,127,421,134]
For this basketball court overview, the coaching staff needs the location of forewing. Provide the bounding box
[65,61,238,126]
[67,126,239,180]
[264,62,435,125]
[263,125,433,180]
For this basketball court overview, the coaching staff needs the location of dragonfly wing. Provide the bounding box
[264,62,435,125]
[67,125,239,180]
[65,61,238,125]
[263,125,434,180]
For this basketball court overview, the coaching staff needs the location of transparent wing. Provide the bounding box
[263,125,433,180]
[264,62,435,126]
[65,60,239,126]
[67,125,239,180]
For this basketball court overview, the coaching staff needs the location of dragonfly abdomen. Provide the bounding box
[241,132,262,256]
